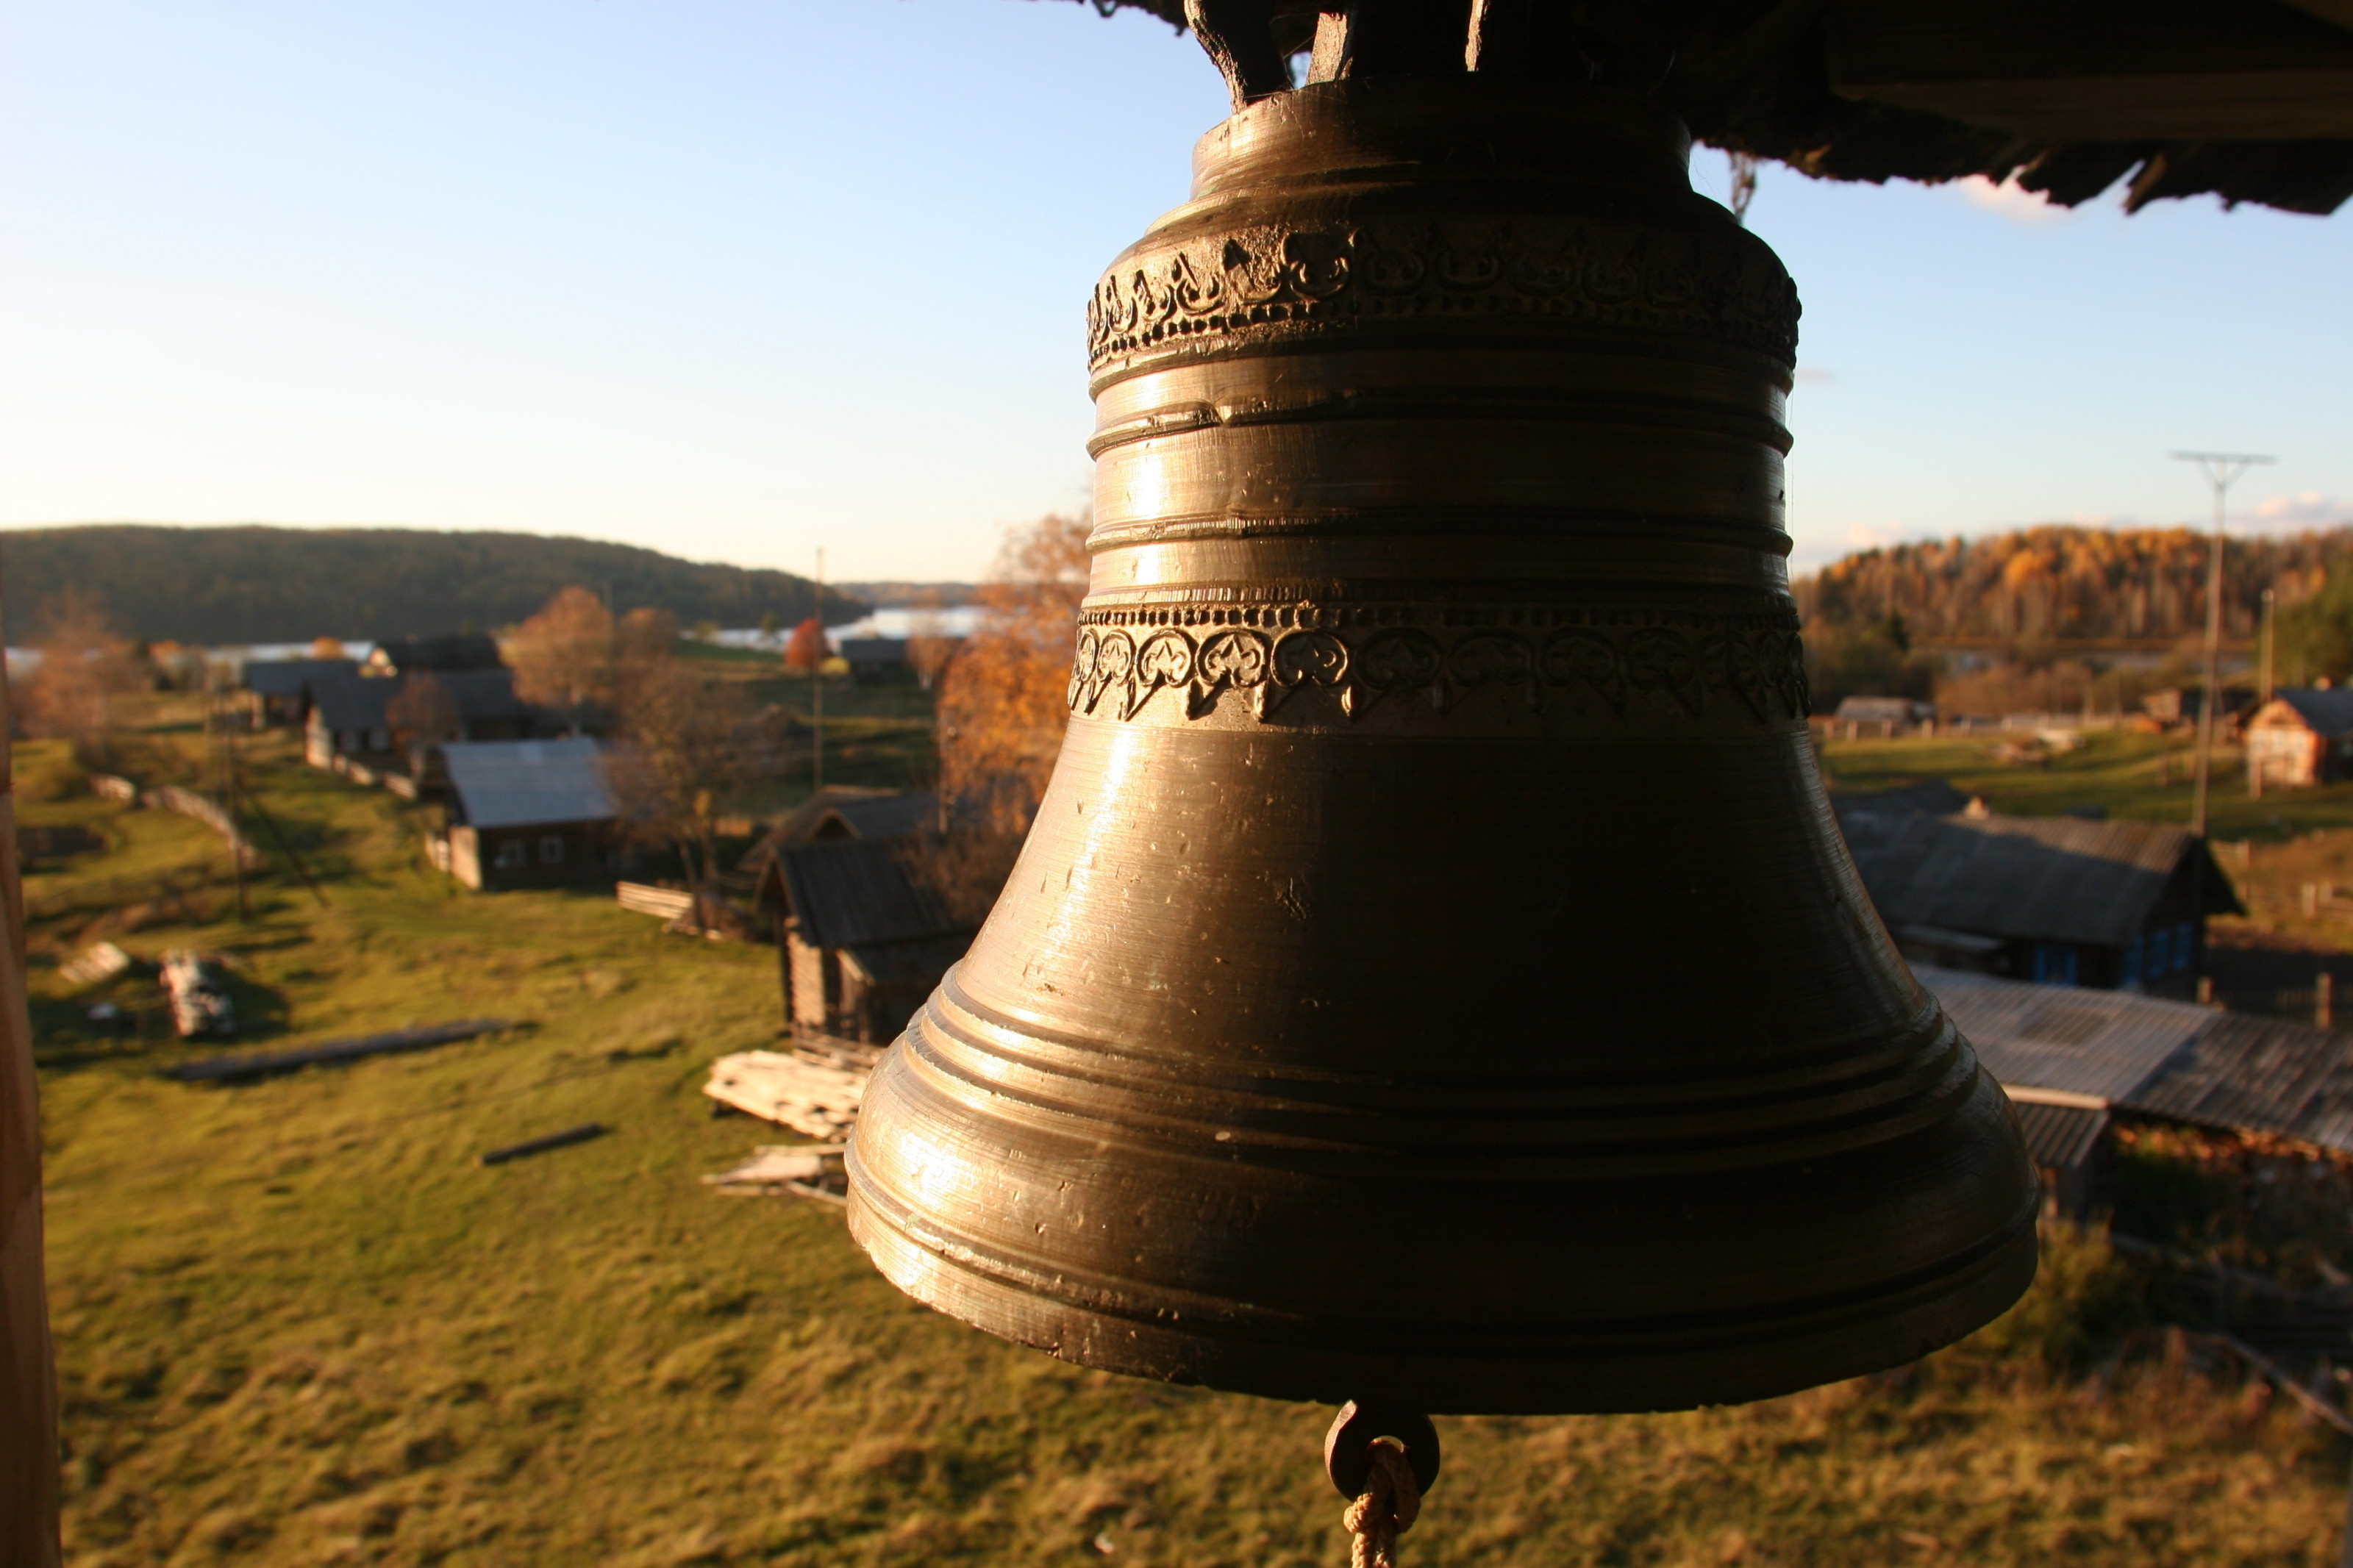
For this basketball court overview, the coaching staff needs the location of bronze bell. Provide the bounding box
[846,67,2038,1415]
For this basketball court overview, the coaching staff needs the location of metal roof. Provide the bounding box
[440,737,615,829]
[1926,966,2209,1103]
[779,837,965,951]
[2011,1100,2111,1175]
[2258,689,2353,738]
[1838,806,2241,948]
[1921,964,2353,1156]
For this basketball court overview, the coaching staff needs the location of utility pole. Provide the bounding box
[2260,587,2277,705]
[2171,450,2274,838]
[813,545,826,793]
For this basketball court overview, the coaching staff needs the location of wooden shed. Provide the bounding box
[430,737,617,891]
[2244,687,2353,790]
[770,837,976,1045]
[1837,798,2242,995]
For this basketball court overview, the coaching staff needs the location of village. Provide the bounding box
[7,537,2353,1561]
[7,1,2353,1564]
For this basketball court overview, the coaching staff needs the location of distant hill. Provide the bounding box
[1796,524,2353,645]
[0,526,867,645]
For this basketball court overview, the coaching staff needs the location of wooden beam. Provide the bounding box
[1831,0,2353,140]
[0,592,62,1565]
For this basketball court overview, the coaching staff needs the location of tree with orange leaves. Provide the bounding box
[935,512,1090,833]
[782,618,827,674]
[506,587,615,734]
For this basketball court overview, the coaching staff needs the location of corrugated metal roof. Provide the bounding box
[442,737,615,829]
[1925,966,2209,1103]
[780,838,964,950]
[2012,1100,2110,1173]
[2264,689,2353,738]
[1920,964,2353,1156]
[1838,807,2240,948]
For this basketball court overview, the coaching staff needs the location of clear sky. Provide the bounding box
[3,1,2346,582]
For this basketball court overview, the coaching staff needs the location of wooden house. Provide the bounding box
[1832,695,1932,733]
[837,637,911,684]
[2245,687,2353,790]
[1836,798,2242,995]
[429,737,616,890]
[365,634,505,676]
[305,667,532,769]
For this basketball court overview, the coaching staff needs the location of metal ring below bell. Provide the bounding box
[1324,1402,1441,1498]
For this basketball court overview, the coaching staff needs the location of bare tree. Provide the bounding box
[25,593,142,766]
[935,512,1090,833]
[507,587,616,734]
[604,660,755,901]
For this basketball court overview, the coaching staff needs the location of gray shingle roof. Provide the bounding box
[2265,688,2353,738]
[307,673,393,734]
[436,667,526,723]
[779,838,965,951]
[1838,806,2241,948]
[441,737,615,829]
[243,657,357,697]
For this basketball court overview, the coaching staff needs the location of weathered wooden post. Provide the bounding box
[1,592,63,1567]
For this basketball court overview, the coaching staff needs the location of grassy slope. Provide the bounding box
[1816,728,2353,842]
[26,726,2353,1566]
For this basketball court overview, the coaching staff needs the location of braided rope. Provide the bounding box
[1340,1438,1421,1568]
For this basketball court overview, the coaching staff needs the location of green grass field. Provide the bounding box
[1817,727,2353,842]
[24,720,2353,1565]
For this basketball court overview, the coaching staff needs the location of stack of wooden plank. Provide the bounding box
[616,882,696,920]
[702,1144,847,1205]
[701,1039,879,1139]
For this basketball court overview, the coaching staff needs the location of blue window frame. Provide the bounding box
[2176,922,2194,970]
[2122,937,2143,987]
[2149,927,2172,977]
[2033,943,2079,987]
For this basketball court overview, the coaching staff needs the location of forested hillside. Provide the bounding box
[1796,526,2353,644]
[0,526,865,645]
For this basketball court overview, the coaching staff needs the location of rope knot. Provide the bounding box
[1340,1437,1421,1568]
